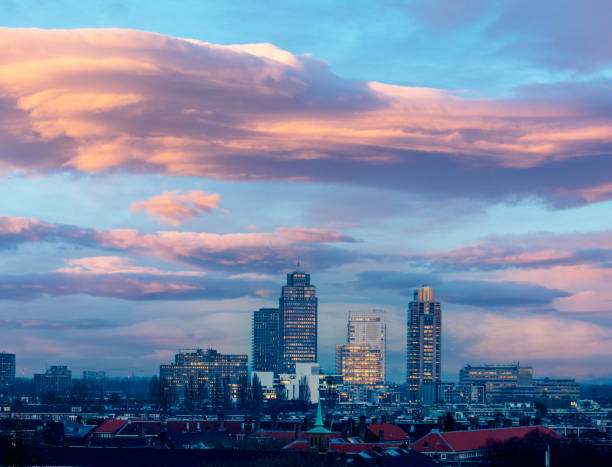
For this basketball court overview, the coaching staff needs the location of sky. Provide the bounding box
[0,0,611,383]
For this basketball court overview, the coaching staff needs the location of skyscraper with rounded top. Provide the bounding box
[407,285,442,401]
[279,261,318,373]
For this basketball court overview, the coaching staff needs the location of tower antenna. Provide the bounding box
[297,256,301,270]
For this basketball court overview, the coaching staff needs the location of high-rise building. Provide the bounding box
[34,365,72,395]
[160,348,247,404]
[252,308,279,373]
[407,285,442,401]
[347,310,386,381]
[0,353,15,394]
[459,363,534,402]
[279,264,317,373]
[335,344,383,386]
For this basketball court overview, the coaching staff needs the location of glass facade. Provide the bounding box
[279,269,317,373]
[336,344,383,385]
[347,310,386,381]
[407,285,442,401]
[252,308,279,373]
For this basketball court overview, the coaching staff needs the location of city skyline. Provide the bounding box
[0,1,611,384]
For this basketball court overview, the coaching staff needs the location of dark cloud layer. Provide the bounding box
[349,270,570,308]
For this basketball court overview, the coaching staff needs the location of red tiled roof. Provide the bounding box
[412,426,562,453]
[368,423,409,442]
[93,419,128,434]
[283,439,402,453]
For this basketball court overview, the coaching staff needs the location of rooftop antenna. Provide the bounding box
[296,256,301,270]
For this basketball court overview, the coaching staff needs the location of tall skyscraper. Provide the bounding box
[347,310,386,381]
[0,353,15,394]
[407,285,442,401]
[279,262,317,373]
[252,307,279,372]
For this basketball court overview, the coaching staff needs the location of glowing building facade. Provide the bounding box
[279,266,317,372]
[335,344,383,386]
[347,310,386,381]
[407,285,442,401]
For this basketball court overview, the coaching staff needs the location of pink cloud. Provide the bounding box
[0,215,357,273]
[447,311,612,375]
[56,256,205,276]
[0,28,611,205]
[130,190,221,225]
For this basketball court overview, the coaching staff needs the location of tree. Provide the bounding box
[222,376,231,408]
[441,412,455,432]
[251,374,264,415]
[238,375,250,409]
[149,376,160,405]
[298,376,311,403]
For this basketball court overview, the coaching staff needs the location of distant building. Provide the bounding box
[347,310,386,381]
[252,308,279,373]
[407,285,442,401]
[0,353,15,394]
[335,344,383,386]
[82,370,106,381]
[459,363,534,402]
[421,382,485,405]
[534,377,580,403]
[160,348,247,404]
[34,365,72,395]
[279,264,318,373]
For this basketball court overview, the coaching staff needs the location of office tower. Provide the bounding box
[0,353,15,394]
[335,344,383,386]
[459,363,534,402]
[252,308,279,372]
[34,365,72,395]
[160,348,247,404]
[407,285,442,401]
[279,263,317,373]
[347,310,386,381]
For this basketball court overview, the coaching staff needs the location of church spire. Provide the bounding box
[313,399,324,427]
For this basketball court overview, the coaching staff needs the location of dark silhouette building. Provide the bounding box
[252,308,279,372]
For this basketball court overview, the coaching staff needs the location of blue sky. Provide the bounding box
[1,1,611,382]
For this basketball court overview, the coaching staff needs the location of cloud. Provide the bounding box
[348,270,569,308]
[130,190,221,225]
[0,318,118,330]
[0,215,358,273]
[1,28,612,205]
[410,231,612,272]
[448,311,612,364]
[56,255,206,276]
[0,271,275,301]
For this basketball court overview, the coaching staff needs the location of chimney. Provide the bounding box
[381,414,388,424]
[348,418,355,436]
[341,419,348,439]
[378,429,385,443]
[358,415,366,441]
[255,415,261,432]
[295,421,302,440]
[372,416,378,425]
[218,413,225,431]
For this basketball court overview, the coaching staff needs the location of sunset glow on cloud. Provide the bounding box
[1,0,611,382]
